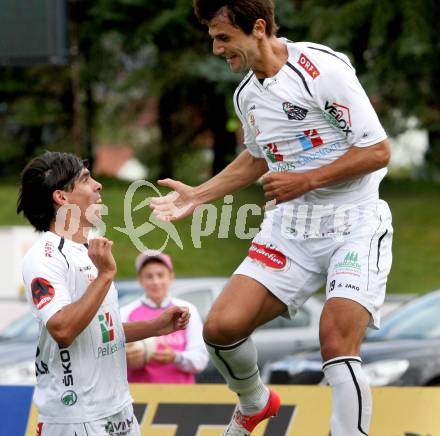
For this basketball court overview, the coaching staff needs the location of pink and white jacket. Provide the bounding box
[121,296,208,383]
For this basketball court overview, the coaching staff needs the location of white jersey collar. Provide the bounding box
[141,295,172,309]
[45,231,88,250]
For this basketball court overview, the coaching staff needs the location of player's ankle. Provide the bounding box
[238,382,269,415]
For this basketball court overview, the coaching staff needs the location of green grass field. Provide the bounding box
[2,177,439,295]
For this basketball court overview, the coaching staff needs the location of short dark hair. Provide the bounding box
[17,151,87,232]
[194,0,278,36]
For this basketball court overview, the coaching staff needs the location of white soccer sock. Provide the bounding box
[205,337,269,415]
[323,356,372,436]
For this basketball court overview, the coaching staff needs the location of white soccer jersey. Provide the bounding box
[22,231,131,423]
[234,39,388,207]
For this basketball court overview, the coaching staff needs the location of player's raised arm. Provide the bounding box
[150,149,268,221]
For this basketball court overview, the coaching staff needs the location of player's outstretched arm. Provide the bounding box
[46,237,117,347]
[263,139,390,205]
[150,150,268,221]
[123,306,190,342]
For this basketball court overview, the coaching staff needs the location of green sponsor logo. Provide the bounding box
[344,252,358,263]
[321,109,340,129]
[61,390,77,406]
[335,251,361,274]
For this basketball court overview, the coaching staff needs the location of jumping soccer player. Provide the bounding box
[149,1,393,434]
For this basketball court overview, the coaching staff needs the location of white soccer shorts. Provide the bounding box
[36,404,140,436]
[234,200,393,328]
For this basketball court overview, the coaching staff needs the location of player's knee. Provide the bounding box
[320,334,360,361]
[203,314,245,345]
[320,334,346,361]
[320,339,341,361]
[203,319,230,344]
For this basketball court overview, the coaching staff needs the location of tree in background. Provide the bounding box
[0,64,74,176]
[1,0,438,179]
[87,0,239,177]
[0,0,239,180]
[280,0,440,175]
[0,0,103,175]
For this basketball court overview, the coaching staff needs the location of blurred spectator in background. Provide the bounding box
[121,251,208,383]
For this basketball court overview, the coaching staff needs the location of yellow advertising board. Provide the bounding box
[26,384,440,435]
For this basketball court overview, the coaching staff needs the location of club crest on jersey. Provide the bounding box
[282,102,308,121]
[31,277,55,310]
[248,243,287,269]
[298,53,320,79]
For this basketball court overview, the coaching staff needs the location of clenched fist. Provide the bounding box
[88,237,117,279]
[154,306,190,336]
[262,172,312,204]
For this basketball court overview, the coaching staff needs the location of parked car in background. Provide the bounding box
[0,277,324,384]
[0,279,143,385]
[120,277,324,382]
[263,289,440,387]
[173,278,323,383]
[0,299,29,332]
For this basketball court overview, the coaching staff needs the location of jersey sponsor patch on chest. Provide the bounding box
[323,101,352,136]
[297,129,324,150]
[94,311,125,359]
[99,312,115,343]
[297,53,320,79]
[263,143,284,162]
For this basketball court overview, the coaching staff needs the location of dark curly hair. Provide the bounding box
[17,151,87,232]
[194,0,278,36]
